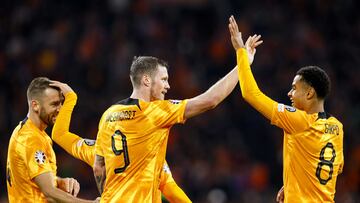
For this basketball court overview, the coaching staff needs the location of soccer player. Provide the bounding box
[6,77,99,202]
[93,36,262,202]
[228,15,344,202]
[50,81,192,202]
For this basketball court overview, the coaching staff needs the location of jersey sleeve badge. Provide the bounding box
[285,105,296,112]
[169,100,181,104]
[34,150,46,164]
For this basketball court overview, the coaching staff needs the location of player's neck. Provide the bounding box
[305,99,325,114]
[130,88,151,102]
[28,111,47,131]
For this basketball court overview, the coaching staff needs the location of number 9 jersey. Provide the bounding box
[95,98,187,203]
[271,103,344,203]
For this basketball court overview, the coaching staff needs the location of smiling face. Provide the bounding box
[36,88,62,126]
[287,75,311,110]
[150,65,170,101]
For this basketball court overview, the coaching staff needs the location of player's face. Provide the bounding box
[150,65,170,101]
[287,75,310,110]
[38,88,62,126]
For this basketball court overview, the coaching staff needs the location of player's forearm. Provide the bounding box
[237,48,275,119]
[94,169,106,195]
[205,66,238,107]
[93,155,106,194]
[44,187,94,203]
[52,92,77,140]
[184,67,238,119]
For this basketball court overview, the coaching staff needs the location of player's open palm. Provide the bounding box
[245,34,263,65]
[228,15,245,50]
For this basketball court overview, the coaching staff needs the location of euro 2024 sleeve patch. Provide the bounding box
[277,103,296,112]
[77,139,96,147]
[34,150,46,164]
[169,100,181,104]
[285,105,296,112]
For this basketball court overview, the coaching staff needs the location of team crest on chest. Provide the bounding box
[34,150,46,164]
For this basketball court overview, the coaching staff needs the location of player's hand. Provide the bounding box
[93,197,101,203]
[276,186,284,203]
[228,15,245,50]
[50,81,74,95]
[245,34,263,65]
[57,177,80,197]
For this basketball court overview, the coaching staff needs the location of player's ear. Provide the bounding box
[142,74,151,87]
[31,100,40,113]
[306,87,316,100]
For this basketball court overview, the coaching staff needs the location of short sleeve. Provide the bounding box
[151,100,188,127]
[24,137,53,179]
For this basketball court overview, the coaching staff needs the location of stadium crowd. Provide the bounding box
[1,0,359,202]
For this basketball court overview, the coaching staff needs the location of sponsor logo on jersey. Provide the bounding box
[34,150,46,164]
[169,100,181,104]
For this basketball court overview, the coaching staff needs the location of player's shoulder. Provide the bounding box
[151,99,184,106]
[108,98,142,111]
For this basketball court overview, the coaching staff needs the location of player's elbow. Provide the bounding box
[206,95,222,109]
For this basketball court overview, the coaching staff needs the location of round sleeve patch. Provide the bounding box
[34,150,46,164]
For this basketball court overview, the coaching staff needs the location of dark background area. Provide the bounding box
[1,0,359,202]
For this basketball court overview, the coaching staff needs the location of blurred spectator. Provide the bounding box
[1,0,359,202]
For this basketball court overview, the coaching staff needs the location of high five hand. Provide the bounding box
[229,15,263,65]
[245,34,263,65]
[228,15,245,50]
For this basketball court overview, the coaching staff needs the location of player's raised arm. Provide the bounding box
[228,15,274,120]
[184,24,262,120]
[50,81,79,152]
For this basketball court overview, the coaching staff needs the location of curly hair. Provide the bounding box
[296,66,331,99]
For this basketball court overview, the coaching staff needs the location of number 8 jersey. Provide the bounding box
[271,103,344,203]
[95,98,187,203]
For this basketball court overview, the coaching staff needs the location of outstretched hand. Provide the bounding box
[229,15,263,65]
[228,15,245,50]
[245,34,263,65]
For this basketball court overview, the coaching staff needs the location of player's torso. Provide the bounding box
[7,120,57,202]
[99,99,171,202]
[284,114,344,202]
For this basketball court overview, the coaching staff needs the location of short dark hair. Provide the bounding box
[27,77,59,101]
[296,66,331,99]
[129,56,168,88]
